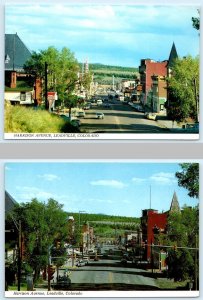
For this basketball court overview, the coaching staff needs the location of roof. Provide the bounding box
[169,191,180,213]
[168,42,178,68]
[5,33,32,72]
[5,190,18,214]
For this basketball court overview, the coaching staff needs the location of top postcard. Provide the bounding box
[4,4,200,140]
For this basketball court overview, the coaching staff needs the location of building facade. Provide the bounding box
[141,191,180,263]
[139,59,168,107]
[138,43,178,113]
[5,33,42,105]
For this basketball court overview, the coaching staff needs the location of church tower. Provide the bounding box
[169,191,181,213]
[167,42,178,77]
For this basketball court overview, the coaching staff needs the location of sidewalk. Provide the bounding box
[156,119,182,130]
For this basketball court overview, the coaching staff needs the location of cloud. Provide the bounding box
[5,4,199,67]
[132,177,146,184]
[5,166,12,171]
[90,180,127,189]
[16,186,64,202]
[150,172,176,185]
[38,174,60,181]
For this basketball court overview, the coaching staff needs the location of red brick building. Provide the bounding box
[138,44,179,113]
[141,191,180,261]
[139,59,168,106]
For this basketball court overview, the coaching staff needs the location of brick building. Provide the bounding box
[139,59,168,106]
[151,75,167,113]
[138,43,178,113]
[141,191,180,261]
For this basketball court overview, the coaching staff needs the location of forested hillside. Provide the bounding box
[79,63,139,85]
[66,212,140,238]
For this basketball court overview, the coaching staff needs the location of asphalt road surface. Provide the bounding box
[80,101,168,134]
[65,259,159,291]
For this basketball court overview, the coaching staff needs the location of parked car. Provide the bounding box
[103,103,110,108]
[96,112,104,119]
[76,259,86,267]
[82,256,89,265]
[71,119,81,127]
[76,111,85,118]
[88,249,95,254]
[145,112,157,121]
[134,104,144,112]
[184,123,199,133]
[59,115,80,127]
[97,99,103,105]
[84,103,91,110]
[53,275,71,290]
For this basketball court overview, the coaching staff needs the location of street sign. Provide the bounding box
[47,92,58,110]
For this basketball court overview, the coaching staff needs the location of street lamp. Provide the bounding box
[78,211,86,258]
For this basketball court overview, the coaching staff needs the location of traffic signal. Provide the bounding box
[48,265,55,281]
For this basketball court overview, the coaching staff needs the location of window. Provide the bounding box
[20,92,26,101]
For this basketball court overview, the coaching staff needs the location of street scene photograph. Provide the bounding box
[4,4,200,139]
[5,162,199,296]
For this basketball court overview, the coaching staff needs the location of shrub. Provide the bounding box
[4,103,80,133]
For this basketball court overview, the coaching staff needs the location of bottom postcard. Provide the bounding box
[5,161,199,297]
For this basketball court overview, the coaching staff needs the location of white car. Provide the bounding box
[76,111,85,118]
[145,112,157,121]
[97,99,103,105]
[96,112,104,119]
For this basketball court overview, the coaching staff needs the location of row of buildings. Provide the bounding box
[121,43,178,114]
[5,189,181,272]
[5,33,178,115]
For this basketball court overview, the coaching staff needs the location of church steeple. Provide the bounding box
[169,191,180,213]
[168,42,178,69]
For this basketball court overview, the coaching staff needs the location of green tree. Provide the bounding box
[167,56,199,122]
[175,163,199,198]
[192,17,200,30]
[166,206,199,283]
[192,10,200,31]
[24,46,80,109]
[9,198,68,283]
[64,94,78,117]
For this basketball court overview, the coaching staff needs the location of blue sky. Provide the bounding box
[5,162,198,217]
[5,4,199,67]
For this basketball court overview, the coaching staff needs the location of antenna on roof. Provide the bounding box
[150,185,151,209]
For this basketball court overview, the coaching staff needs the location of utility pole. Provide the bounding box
[17,220,22,291]
[193,78,199,123]
[151,240,154,274]
[150,185,151,209]
[195,234,198,290]
[45,62,48,110]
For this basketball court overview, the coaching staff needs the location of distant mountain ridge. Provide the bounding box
[79,63,138,85]
[66,211,139,223]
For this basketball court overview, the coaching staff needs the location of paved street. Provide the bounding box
[80,101,168,133]
[55,245,160,291]
[65,258,159,290]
